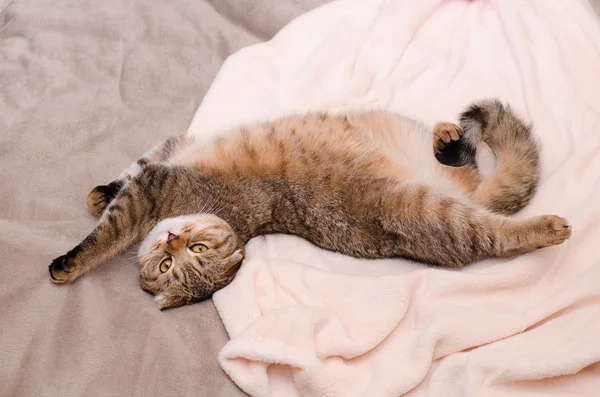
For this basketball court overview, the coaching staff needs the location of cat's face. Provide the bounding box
[138,214,244,310]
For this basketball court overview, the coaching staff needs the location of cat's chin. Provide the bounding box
[153,215,194,234]
[138,215,195,257]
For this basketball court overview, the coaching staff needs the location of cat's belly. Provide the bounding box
[171,110,463,196]
[375,119,461,192]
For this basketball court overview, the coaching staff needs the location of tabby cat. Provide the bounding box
[48,100,571,310]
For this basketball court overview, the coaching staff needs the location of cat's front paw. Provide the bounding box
[87,182,120,217]
[48,253,80,284]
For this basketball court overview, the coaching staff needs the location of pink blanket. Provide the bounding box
[186,0,600,395]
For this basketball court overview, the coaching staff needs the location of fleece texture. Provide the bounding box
[184,0,600,396]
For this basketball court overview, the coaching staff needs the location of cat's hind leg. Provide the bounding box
[87,135,190,217]
[381,184,571,268]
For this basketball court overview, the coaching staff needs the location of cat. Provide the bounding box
[48,99,572,310]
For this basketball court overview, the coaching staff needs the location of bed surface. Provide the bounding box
[0,0,326,395]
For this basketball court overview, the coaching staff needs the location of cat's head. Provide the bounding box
[138,214,244,310]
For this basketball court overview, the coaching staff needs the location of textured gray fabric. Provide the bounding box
[0,0,326,395]
[591,0,600,16]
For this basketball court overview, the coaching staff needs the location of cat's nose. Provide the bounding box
[167,232,179,242]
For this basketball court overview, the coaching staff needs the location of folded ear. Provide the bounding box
[223,248,245,279]
[154,292,188,311]
[232,248,244,264]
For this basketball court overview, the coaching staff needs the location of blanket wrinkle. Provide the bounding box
[221,336,336,397]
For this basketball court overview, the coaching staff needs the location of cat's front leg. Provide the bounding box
[51,173,162,283]
[86,135,190,217]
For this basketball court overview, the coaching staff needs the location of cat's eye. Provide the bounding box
[159,258,172,273]
[189,244,208,253]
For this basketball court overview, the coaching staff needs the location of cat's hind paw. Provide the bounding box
[433,122,461,153]
[535,215,572,248]
[433,122,476,167]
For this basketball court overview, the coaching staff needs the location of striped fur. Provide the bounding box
[49,99,571,309]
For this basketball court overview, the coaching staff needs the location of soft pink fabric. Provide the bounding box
[186,0,600,395]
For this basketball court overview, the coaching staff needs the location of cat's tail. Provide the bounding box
[458,99,541,216]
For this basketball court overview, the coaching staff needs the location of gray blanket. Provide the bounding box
[0,0,325,395]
